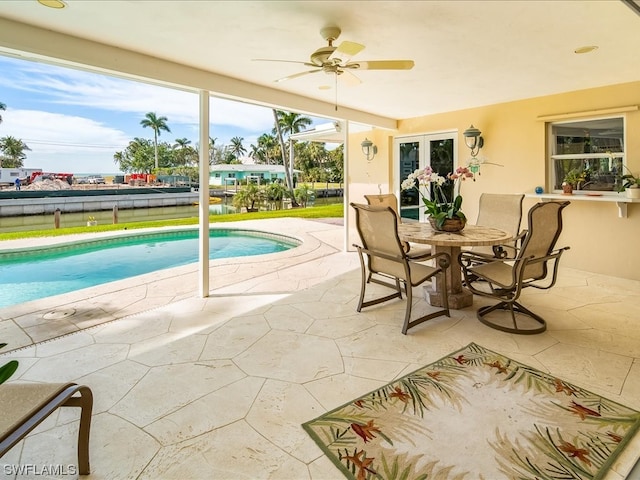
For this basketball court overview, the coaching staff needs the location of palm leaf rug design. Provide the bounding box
[303,343,640,480]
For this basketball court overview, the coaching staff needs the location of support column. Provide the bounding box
[198,90,210,298]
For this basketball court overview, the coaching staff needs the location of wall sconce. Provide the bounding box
[463,125,484,157]
[361,138,377,161]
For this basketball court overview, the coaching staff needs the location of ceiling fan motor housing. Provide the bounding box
[311,46,337,66]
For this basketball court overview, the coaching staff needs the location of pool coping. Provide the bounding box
[0,218,347,354]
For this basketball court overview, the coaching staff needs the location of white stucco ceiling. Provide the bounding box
[0,1,639,122]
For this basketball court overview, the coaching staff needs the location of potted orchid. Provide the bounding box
[617,165,640,198]
[401,166,474,231]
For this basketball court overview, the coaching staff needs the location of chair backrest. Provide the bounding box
[351,202,407,279]
[517,201,569,280]
[364,194,401,224]
[476,193,524,238]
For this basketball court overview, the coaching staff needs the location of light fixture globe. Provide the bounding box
[463,124,484,157]
[361,138,377,161]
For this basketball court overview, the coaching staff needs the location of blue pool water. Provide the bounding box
[0,229,299,308]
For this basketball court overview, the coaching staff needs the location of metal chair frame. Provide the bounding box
[459,201,570,334]
[351,202,451,334]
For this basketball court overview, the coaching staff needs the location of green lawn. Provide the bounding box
[0,203,344,241]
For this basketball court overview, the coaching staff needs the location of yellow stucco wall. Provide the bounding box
[348,81,640,281]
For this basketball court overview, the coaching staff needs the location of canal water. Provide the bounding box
[0,197,341,233]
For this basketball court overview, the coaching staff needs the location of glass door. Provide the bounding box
[395,132,456,222]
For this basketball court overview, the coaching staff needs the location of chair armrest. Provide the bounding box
[352,244,404,263]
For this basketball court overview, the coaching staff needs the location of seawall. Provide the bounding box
[0,188,200,217]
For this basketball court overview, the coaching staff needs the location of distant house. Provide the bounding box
[209,164,300,188]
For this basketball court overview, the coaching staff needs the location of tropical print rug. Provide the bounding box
[303,343,640,480]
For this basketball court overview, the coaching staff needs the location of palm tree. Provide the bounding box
[173,138,197,166]
[0,101,6,125]
[272,109,298,207]
[0,136,31,168]
[276,111,312,137]
[140,112,171,170]
[252,133,279,165]
[229,136,246,160]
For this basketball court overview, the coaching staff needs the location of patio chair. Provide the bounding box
[459,201,570,334]
[473,193,525,258]
[0,382,93,475]
[351,202,451,334]
[364,193,432,260]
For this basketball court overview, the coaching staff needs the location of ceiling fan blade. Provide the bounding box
[274,69,322,83]
[347,60,415,70]
[329,41,365,64]
[253,58,316,67]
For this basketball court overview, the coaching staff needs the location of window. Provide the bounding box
[549,117,624,192]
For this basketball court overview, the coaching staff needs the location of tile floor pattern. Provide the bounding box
[1,218,639,479]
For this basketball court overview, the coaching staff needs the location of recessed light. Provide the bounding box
[37,0,67,9]
[574,45,598,54]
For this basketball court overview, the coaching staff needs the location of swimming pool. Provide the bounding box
[0,228,300,308]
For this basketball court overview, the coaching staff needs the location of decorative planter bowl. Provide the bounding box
[428,216,466,232]
[626,187,640,199]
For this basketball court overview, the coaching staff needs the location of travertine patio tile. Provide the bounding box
[73,359,149,414]
[263,304,315,332]
[20,343,129,382]
[128,332,207,366]
[139,421,309,480]
[549,327,640,358]
[111,360,245,427]
[571,303,640,337]
[200,314,270,359]
[304,373,385,412]
[88,413,161,480]
[145,376,264,445]
[305,314,376,339]
[246,380,326,463]
[92,314,171,345]
[342,356,409,382]
[535,342,633,395]
[292,301,358,320]
[35,330,95,357]
[336,323,462,365]
[0,319,33,351]
[235,330,343,383]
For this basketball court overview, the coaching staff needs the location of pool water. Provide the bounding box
[0,229,298,308]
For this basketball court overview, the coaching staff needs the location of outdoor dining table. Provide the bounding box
[398,222,512,309]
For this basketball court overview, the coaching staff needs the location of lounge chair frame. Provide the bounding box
[0,382,93,475]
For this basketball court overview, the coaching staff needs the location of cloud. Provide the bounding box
[0,57,276,131]
[4,109,130,155]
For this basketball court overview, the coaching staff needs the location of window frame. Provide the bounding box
[547,115,626,195]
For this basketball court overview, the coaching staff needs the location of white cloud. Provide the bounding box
[0,58,276,131]
[4,109,130,154]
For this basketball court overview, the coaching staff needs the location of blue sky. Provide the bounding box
[0,55,328,174]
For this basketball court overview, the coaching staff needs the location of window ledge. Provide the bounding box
[525,192,640,217]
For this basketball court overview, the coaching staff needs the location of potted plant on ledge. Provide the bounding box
[562,169,584,195]
[618,167,640,199]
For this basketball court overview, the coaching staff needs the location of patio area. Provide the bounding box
[1,217,640,479]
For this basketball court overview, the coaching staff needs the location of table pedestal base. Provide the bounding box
[425,286,473,309]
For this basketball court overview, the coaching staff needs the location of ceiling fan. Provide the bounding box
[254,26,414,88]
